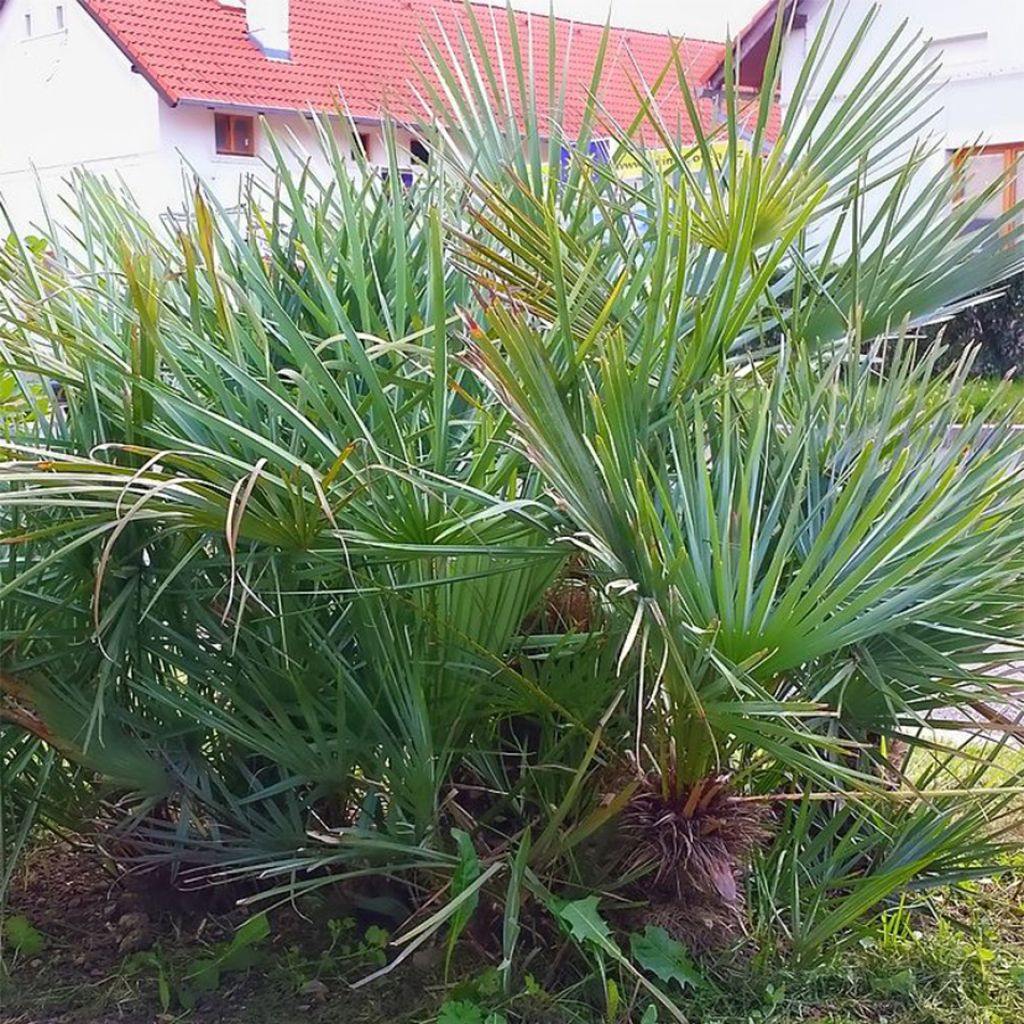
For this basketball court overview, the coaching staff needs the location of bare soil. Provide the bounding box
[0,844,434,1024]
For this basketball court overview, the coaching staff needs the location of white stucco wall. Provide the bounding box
[156,104,417,216]
[780,0,1024,185]
[0,0,420,231]
[0,0,163,230]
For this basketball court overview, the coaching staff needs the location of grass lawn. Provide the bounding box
[5,844,1024,1024]
[952,377,1024,423]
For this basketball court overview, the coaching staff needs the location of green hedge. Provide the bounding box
[937,271,1024,377]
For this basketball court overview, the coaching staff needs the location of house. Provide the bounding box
[705,0,1024,231]
[0,0,728,228]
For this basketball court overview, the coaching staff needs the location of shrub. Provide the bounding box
[2,4,1023,1003]
[932,270,1024,378]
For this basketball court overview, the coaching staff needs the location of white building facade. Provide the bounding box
[727,0,1024,230]
[0,0,725,233]
[0,0,417,230]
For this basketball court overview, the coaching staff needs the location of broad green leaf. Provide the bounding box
[231,912,270,949]
[436,999,485,1024]
[872,968,916,996]
[219,913,270,971]
[2,914,46,955]
[554,896,620,957]
[630,926,703,992]
[184,956,221,995]
[605,977,620,1021]
[446,829,482,978]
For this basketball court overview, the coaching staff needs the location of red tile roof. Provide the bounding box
[77,0,729,139]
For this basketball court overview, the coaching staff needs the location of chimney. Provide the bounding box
[246,0,290,62]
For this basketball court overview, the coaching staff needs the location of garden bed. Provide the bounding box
[6,843,1024,1024]
[4,9,1024,1024]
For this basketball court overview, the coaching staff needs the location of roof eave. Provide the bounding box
[173,99,561,143]
[174,96,391,123]
[703,0,803,95]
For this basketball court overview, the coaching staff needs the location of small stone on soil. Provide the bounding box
[300,979,329,1001]
[117,930,153,954]
[115,911,150,931]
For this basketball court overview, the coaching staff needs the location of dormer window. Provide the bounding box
[215,113,256,157]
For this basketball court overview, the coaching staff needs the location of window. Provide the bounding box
[952,143,1023,231]
[56,5,65,30]
[214,113,256,157]
[353,132,371,160]
[379,169,416,189]
[410,139,430,165]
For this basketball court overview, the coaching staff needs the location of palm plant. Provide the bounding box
[432,1,1024,938]
[0,150,563,860]
[1,0,1023,982]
